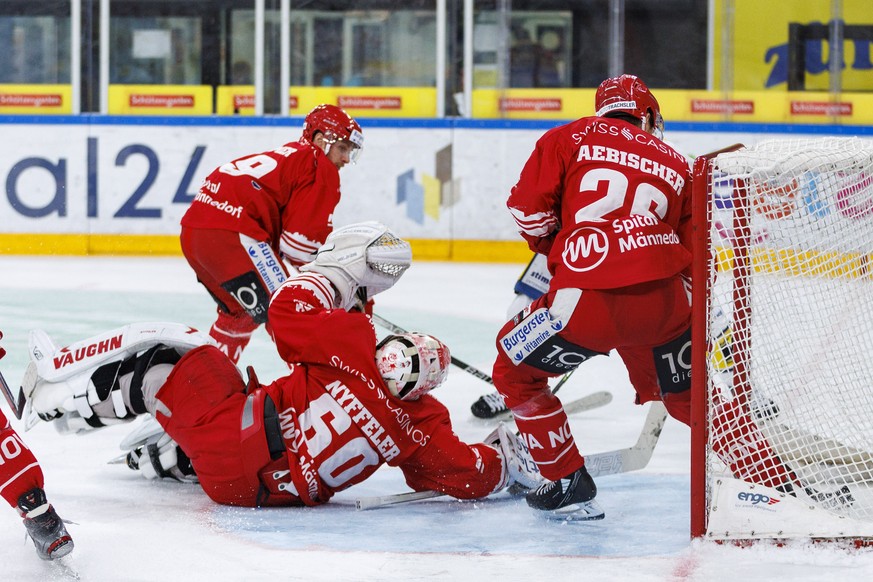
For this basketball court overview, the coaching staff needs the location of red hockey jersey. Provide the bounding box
[252,275,502,506]
[0,409,43,508]
[508,117,693,289]
[180,141,341,266]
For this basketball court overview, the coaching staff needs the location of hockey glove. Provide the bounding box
[300,221,411,310]
[125,431,197,483]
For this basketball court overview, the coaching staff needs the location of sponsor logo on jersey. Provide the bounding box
[500,307,562,365]
[276,400,330,501]
[192,189,243,219]
[330,355,378,391]
[581,121,688,164]
[52,334,123,370]
[616,227,680,253]
[244,239,286,294]
[221,271,271,324]
[562,227,609,273]
[202,178,220,194]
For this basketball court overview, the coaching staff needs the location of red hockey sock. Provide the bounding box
[209,311,258,364]
[512,394,584,482]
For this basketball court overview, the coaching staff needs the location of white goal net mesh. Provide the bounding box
[702,137,873,540]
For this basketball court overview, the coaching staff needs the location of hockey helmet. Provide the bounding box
[375,333,450,400]
[302,104,364,162]
[594,74,664,137]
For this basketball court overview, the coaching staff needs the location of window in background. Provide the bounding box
[283,8,437,87]
[110,16,202,85]
[0,4,70,84]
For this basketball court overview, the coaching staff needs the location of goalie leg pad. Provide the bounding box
[491,423,545,492]
[25,323,212,387]
[124,420,198,483]
[86,345,181,420]
[25,323,202,431]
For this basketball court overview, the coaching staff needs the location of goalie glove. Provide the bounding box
[121,418,197,483]
[300,221,411,311]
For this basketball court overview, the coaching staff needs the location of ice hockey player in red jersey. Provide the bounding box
[490,75,797,520]
[21,222,541,508]
[180,103,364,364]
[0,333,74,560]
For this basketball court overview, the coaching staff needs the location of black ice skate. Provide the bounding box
[525,465,605,521]
[18,488,74,560]
[470,392,509,419]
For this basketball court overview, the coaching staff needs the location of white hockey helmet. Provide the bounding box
[375,333,450,400]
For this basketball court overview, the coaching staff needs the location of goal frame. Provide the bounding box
[689,140,873,544]
[690,146,742,539]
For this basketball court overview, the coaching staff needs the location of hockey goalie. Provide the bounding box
[20,222,542,507]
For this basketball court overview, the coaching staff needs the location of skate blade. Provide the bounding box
[540,499,606,521]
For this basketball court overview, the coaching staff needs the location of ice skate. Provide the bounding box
[525,465,605,521]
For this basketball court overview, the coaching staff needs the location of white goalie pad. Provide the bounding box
[489,423,545,492]
[119,417,198,483]
[22,322,213,429]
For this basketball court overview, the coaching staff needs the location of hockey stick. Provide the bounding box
[355,391,628,511]
[582,401,668,477]
[0,341,27,420]
[0,370,26,420]
[371,312,494,384]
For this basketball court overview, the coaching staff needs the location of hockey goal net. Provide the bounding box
[690,137,873,542]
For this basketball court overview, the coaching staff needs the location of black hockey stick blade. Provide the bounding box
[0,369,26,420]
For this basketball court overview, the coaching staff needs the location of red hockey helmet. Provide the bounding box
[375,333,451,401]
[594,74,664,137]
[302,104,364,161]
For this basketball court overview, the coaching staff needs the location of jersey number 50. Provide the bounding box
[300,393,381,488]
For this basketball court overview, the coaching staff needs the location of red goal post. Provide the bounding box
[690,138,873,543]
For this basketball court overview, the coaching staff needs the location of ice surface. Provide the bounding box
[0,256,871,581]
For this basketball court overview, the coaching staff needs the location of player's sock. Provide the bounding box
[209,321,254,364]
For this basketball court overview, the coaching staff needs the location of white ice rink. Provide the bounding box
[1,256,871,581]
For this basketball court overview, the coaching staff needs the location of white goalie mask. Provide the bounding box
[375,333,451,400]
